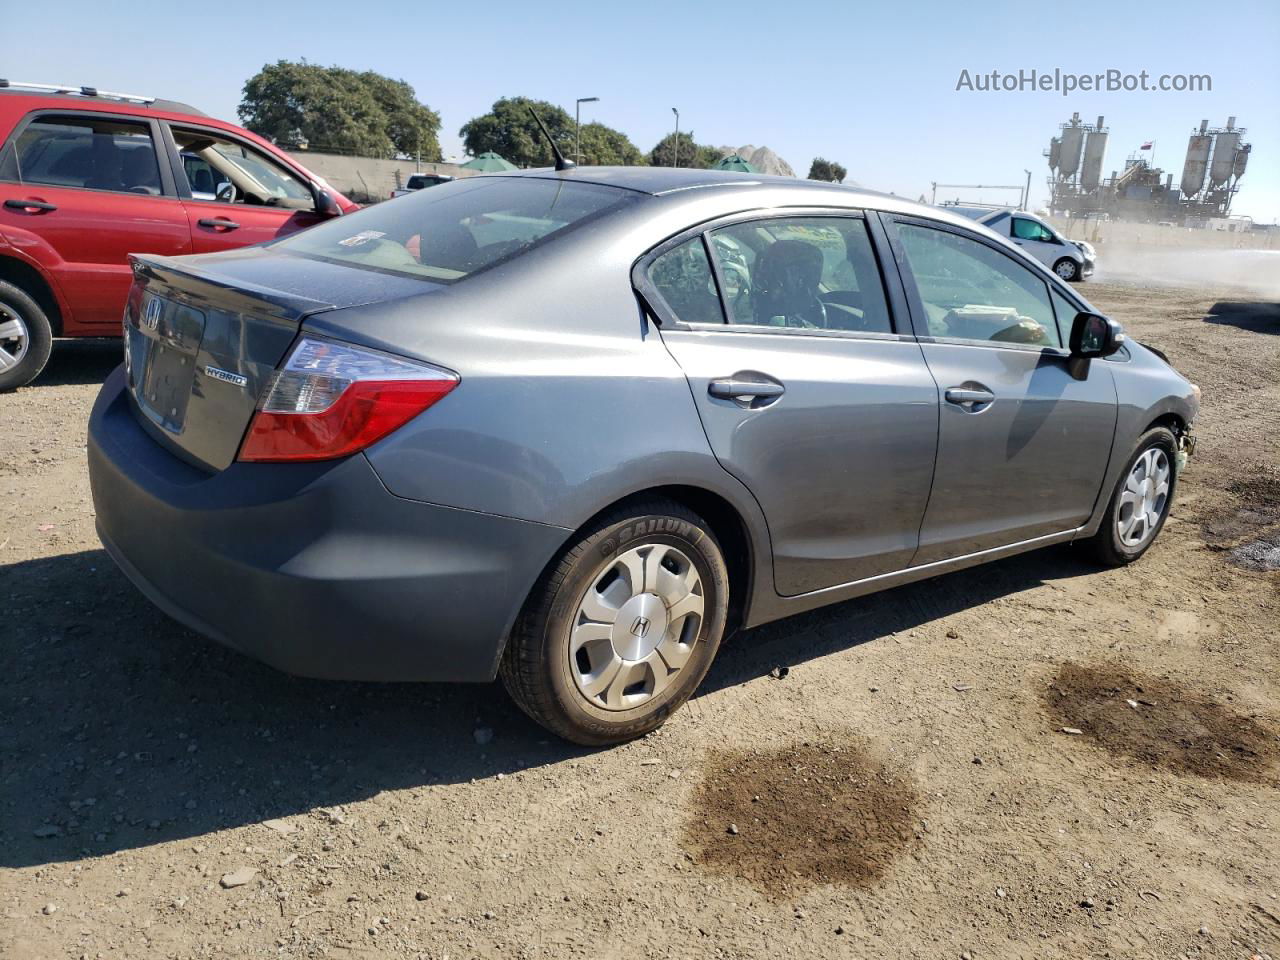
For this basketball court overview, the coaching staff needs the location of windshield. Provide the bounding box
[277,177,636,282]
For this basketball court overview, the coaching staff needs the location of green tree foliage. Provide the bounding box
[648,132,721,169]
[807,157,848,183]
[460,97,575,168]
[575,122,646,166]
[238,61,441,160]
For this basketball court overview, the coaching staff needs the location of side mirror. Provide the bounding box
[215,181,236,203]
[1070,312,1124,358]
[315,188,340,216]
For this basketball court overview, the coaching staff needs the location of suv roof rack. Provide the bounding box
[0,80,206,116]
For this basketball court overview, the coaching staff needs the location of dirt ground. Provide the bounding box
[1,276,1278,960]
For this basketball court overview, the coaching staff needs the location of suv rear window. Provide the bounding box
[277,177,635,282]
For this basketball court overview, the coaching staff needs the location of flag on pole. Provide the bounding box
[1140,141,1153,150]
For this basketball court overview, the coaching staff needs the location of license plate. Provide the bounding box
[129,294,206,433]
[138,344,197,432]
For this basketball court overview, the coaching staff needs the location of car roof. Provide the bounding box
[478,166,980,227]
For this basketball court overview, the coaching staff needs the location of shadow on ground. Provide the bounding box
[29,339,121,388]
[1,542,1096,869]
[1203,301,1280,335]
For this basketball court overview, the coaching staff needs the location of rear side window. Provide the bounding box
[2,114,161,195]
[278,177,635,283]
[648,238,723,325]
[707,216,893,333]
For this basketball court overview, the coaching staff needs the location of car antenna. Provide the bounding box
[528,106,575,172]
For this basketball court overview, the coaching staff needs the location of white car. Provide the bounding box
[973,210,1095,282]
[390,172,453,199]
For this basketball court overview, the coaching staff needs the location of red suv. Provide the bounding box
[0,81,357,389]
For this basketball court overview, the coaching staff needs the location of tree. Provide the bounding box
[575,122,646,166]
[238,61,441,160]
[460,97,574,168]
[648,132,721,169]
[807,157,848,183]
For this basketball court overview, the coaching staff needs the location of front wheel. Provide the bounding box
[1053,257,1080,282]
[1082,426,1178,566]
[500,499,730,746]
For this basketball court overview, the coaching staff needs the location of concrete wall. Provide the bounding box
[287,152,477,203]
[1050,216,1278,251]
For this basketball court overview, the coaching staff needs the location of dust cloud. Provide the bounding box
[1093,245,1280,298]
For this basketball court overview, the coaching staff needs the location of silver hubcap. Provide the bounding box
[569,543,705,711]
[1056,260,1076,279]
[0,305,28,373]
[1117,447,1171,548]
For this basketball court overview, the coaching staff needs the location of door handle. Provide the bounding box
[944,386,995,409]
[197,217,240,231]
[4,198,57,213]
[708,376,785,407]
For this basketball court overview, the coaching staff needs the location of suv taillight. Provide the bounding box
[237,337,458,462]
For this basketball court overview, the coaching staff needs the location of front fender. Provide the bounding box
[1078,343,1198,538]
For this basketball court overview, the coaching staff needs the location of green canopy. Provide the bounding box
[714,153,756,173]
[462,151,518,172]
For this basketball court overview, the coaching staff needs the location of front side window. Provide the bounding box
[171,126,313,209]
[896,223,1062,348]
[1012,216,1055,243]
[278,176,636,283]
[3,114,161,195]
[706,217,892,333]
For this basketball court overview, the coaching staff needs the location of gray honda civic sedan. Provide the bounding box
[88,167,1199,745]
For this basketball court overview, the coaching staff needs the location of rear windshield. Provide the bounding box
[277,176,636,282]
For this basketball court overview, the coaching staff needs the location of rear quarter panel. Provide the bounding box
[301,215,775,612]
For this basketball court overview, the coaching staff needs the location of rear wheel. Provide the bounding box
[1053,258,1080,282]
[500,499,730,746]
[0,280,54,391]
[1082,426,1178,566]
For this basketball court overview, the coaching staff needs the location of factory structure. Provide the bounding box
[1045,113,1252,227]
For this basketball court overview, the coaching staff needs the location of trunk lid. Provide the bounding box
[124,247,440,471]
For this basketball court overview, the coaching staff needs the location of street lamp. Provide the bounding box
[1023,169,1033,210]
[575,97,599,164]
[671,107,680,168]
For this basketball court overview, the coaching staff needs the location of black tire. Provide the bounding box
[1053,257,1080,283]
[0,280,54,391]
[1081,426,1178,567]
[500,499,730,746]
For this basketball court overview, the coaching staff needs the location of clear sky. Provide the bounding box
[8,0,1279,221]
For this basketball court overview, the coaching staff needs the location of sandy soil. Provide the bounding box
[1,279,1277,960]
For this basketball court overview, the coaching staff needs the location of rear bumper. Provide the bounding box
[88,366,569,682]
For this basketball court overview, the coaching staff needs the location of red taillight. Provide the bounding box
[237,337,458,463]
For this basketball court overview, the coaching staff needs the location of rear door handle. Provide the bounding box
[4,198,57,212]
[197,217,240,231]
[709,376,785,407]
[944,386,995,409]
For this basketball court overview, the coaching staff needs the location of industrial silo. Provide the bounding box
[1210,130,1240,187]
[1233,144,1250,179]
[1081,117,1107,192]
[1059,123,1084,178]
[1048,137,1061,171]
[1181,131,1212,198]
